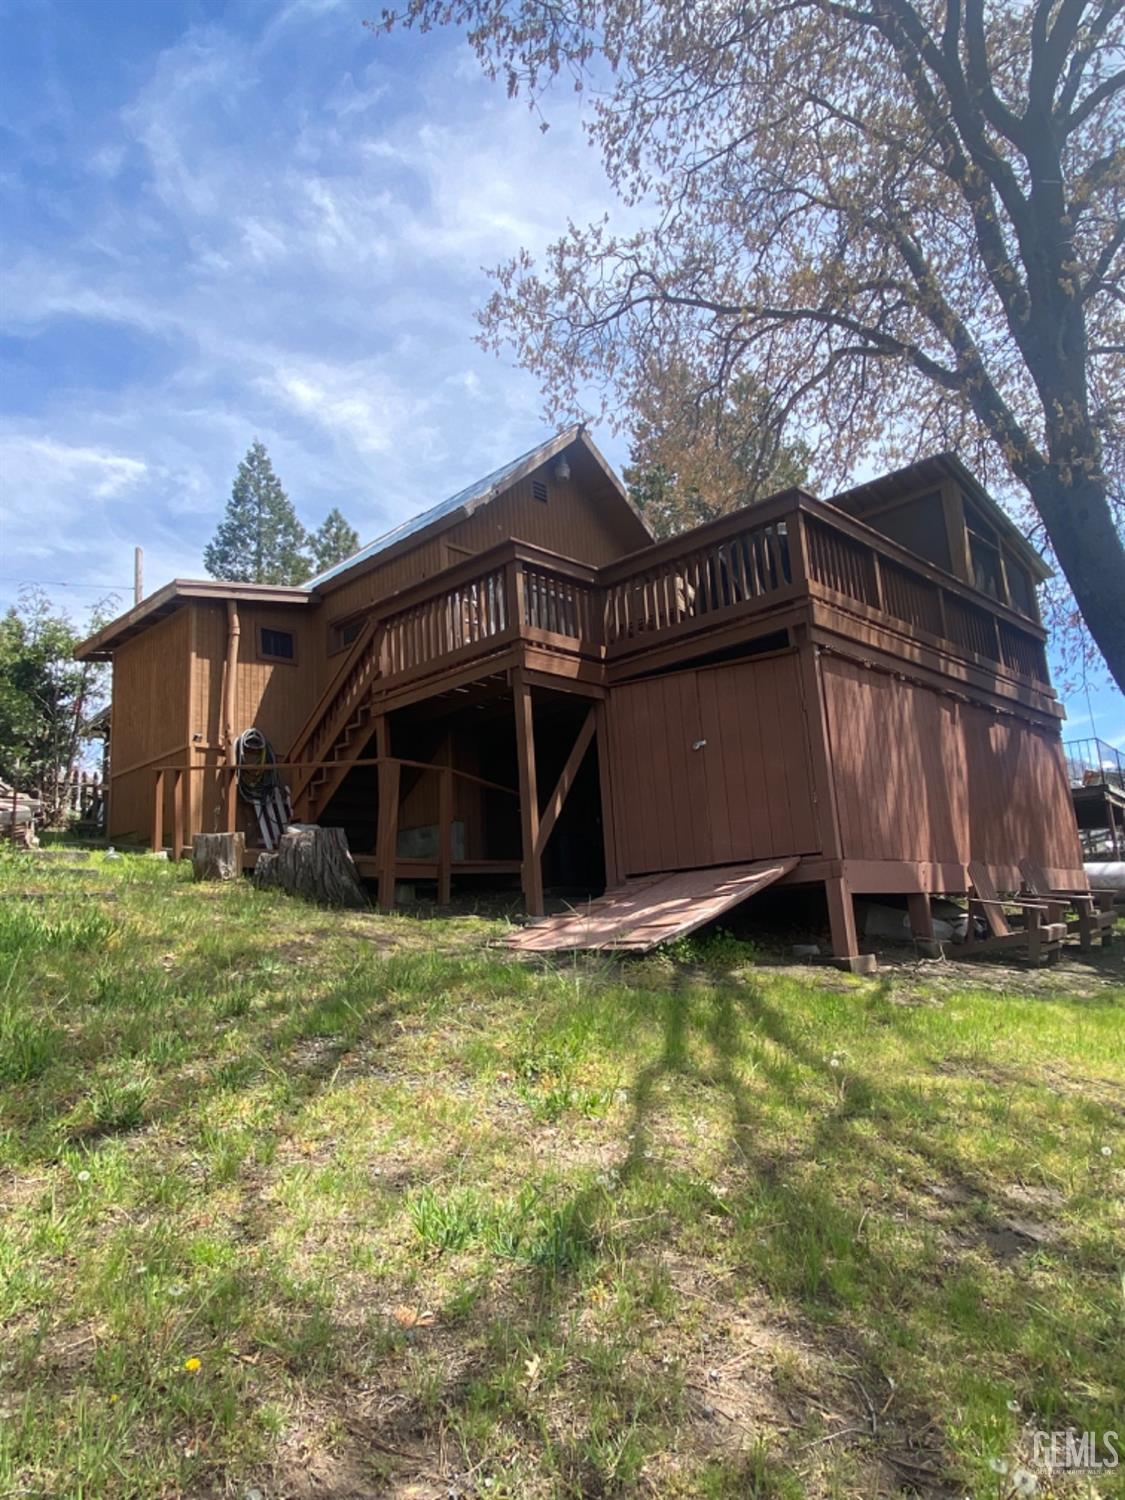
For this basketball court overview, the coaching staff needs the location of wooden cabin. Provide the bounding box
[76,427,1087,967]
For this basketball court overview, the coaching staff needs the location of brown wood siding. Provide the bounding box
[821,655,1083,877]
[188,602,318,754]
[110,609,190,770]
[608,654,819,875]
[183,601,318,841]
[446,473,636,567]
[317,537,449,661]
[108,758,184,843]
[108,609,190,840]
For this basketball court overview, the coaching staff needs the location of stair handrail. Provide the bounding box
[287,620,388,814]
[287,613,379,767]
[288,630,390,816]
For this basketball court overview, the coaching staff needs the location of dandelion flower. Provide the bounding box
[1012,1468,1037,1496]
[988,1456,1009,1474]
[1101,1145,1112,1157]
[109,1394,119,1404]
[183,1357,201,1372]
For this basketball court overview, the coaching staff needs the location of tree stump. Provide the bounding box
[192,832,245,881]
[253,824,368,909]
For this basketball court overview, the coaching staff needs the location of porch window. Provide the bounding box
[964,499,1008,604]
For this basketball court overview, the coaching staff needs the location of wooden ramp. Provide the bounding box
[505,858,799,954]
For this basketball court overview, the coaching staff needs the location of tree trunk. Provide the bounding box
[1029,470,1125,695]
[192,832,245,882]
[253,824,369,909]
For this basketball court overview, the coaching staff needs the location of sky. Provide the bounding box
[1,0,1122,745]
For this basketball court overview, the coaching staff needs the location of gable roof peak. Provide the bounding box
[307,425,648,590]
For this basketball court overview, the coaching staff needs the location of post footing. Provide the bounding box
[811,953,878,974]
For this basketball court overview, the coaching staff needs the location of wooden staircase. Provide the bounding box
[287,617,385,821]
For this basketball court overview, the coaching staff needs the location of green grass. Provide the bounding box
[0,847,1122,1498]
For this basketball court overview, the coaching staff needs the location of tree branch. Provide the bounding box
[1065,67,1125,132]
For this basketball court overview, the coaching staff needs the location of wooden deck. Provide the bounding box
[296,491,1051,727]
[285,492,1054,830]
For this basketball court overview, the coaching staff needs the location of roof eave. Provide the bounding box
[74,580,313,660]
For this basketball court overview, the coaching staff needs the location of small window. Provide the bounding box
[259,626,296,663]
[969,536,1004,600]
[330,616,363,653]
[532,479,549,503]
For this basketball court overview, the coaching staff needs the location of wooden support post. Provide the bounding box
[172,768,185,861]
[152,768,165,853]
[824,875,875,973]
[438,765,453,905]
[225,765,238,831]
[512,668,543,916]
[593,699,619,890]
[533,707,596,860]
[907,892,941,957]
[870,551,885,612]
[376,759,400,913]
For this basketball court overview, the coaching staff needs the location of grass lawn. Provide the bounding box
[0,848,1122,1499]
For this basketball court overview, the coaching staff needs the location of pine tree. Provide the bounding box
[203,440,311,585]
[309,508,360,573]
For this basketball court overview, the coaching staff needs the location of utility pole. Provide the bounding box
[134,547,144,606]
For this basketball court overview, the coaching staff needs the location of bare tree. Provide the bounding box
[377,0,1125,688]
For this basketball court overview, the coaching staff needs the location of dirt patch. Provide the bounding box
[866,938,1125,998]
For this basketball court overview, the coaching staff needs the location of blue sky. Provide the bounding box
[1,0,1121,744]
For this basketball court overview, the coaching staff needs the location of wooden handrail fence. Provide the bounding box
[323,502,1049,691]
[148,754,518,910]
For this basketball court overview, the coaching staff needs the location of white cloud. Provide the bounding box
[267,359,425,457]
[0,1,635,624]
[1,436,146,504]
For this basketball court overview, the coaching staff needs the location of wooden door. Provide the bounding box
[609,653,819,875]
[607,672,712,874]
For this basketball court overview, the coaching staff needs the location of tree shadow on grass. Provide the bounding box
[11,907,1120,1499]
[337,973,971,1496]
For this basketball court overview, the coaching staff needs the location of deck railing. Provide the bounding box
[601,509,794,648]
[304,496,1050,747]
[1064,737,1125,790]
[383,562,511,678]
[800,505,1049,685]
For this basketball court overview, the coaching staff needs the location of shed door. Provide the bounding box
[609,654,819,875]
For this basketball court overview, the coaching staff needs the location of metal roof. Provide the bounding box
[306,426,588,589]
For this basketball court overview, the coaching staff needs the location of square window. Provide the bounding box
[259,626,295,662]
